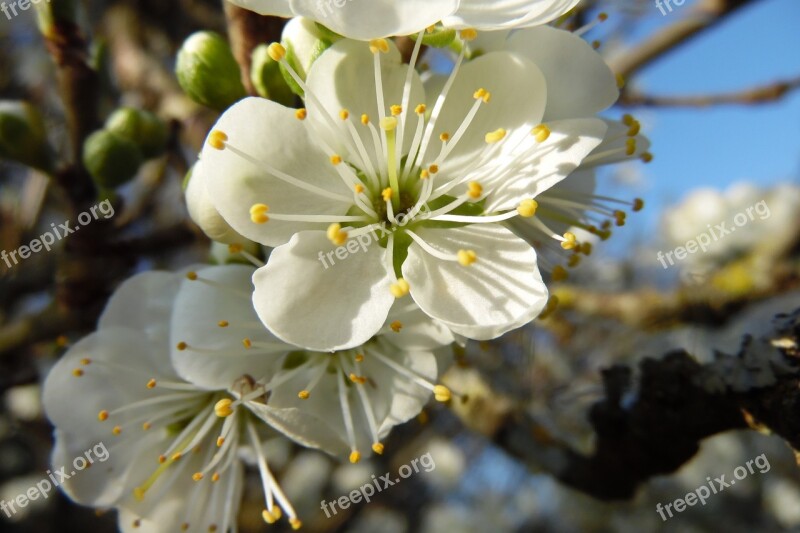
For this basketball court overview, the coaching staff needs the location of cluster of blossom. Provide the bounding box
[44,1,650,530]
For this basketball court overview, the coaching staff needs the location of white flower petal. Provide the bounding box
[185,162,248,245]
[253,230,394,351]
[290,0,458,40]
[506,26,618,120]
[201,97,351,247]
[171,265,288,390]
[249,403,350,457]
[226,0,293,16]
[384,303,455,351]
[423,51,546,178]
[402,224,548,339]
[483,117,607,212]
[443,0,580,29]
[306,38,425,166]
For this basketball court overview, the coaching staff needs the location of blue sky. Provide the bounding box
[599,0,800,242]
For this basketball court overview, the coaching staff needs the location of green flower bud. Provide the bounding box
[176,31,247,111]
[105,108,169,159]
[82,130,143,189]
[250,45,295,106]
[0,101,54,173]
[279,17,333,98]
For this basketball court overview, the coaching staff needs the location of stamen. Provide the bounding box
[336,367,359,462]
[390,278,410,298]
[207,130,228,150]
[327,223,348,246]
[532,124,551,143]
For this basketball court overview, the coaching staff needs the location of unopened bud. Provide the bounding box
[0,101,54,172]
[82,130,143,189]
[176,31,247,111]
[105,108,168,159]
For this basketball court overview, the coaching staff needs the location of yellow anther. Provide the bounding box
[250,203,270,224]
[517,199,538,218]
[192,472,204,481]
[214,398,234,418]
[390,278,410,298]
[561,232,578,250]
[209,525,218,532]
[467,181,483,199]
[267,42,286,62]
[485,128,506,144]
[372,443,385,455]
[228,243,243,254]
[426,25,436,33]
[390,320,403,332]
[625,138,636,156]
[439,132,450,142]
[433,384,452,402]
[538,295,559,320]
[216,436,225,447]
[176,341,188,351]
[349,451,361,463]
[242,338,252,349]
[355,353,364,362]
[272,508,282,520]
[142,422,152,430]
[532,124,551,143]
[112,425,122,436]
[380,116,398,131]
[361,114,370,125]
[598,12,608,21]
[72,368,84,377]
[369,38,389,54]
[98,410,109,422]
[420,169,430,180]
[459,28,478,41]
[146,379,157,389]
[473,88,487,100]
[349,373,367,384]
[592,40,601,49]
[482,91,491,103]
[616,73,625,88]
[211,472,220,482]
[262,509,278,524]
[640,152,653,163]
[218,320,229,328]
[289,518,302,530]
[339,109,350,120]
[415,104,427,115]
[633,198,645,211]
[428,164,439,174]
[390,105,403,116]
[158,455,167,464]
[330,154,343,166]
[382,188,393,202]
[298,390,310,400]
[56,335,69,347]
[207,130,228,150]
[133,488,146,502]
[568,254,581,267]
[581,242,594,256]
[80,358,91,365]
[186,271,198,280]
[457,249,477,266]
[354,184,365,194]
[327,223,348,246]
[295,108,307,120]
[627,120,640,137]
[180,524,189,532]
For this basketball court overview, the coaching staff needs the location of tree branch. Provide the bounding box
[619,75,800,107]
